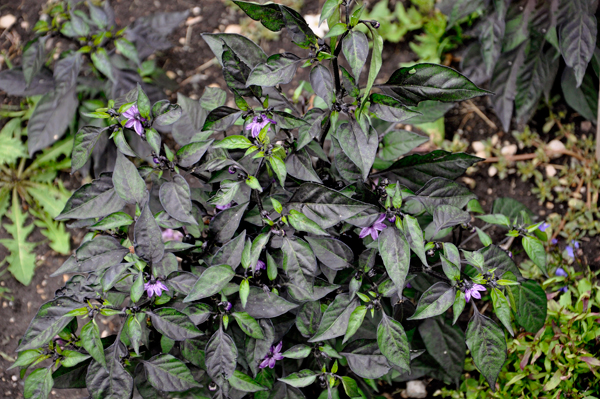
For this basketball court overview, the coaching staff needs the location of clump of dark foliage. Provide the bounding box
[442,0,598,129]
[12,1,551,398]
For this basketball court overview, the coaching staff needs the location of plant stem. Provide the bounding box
[253,158,265,215]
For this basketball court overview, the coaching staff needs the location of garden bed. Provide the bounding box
[0,0,598,398]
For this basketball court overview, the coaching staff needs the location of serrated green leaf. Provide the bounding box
[0,193,36,285]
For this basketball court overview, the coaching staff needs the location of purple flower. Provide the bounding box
[254,260,266,272]
[245,114,276,138]
[359,214,387,240]
[566,245,575,258]
[153,157,160,164]
[539,222,550,232]
[465,284,486,302]
[122,105,147,136]
[406,282,412,289]
[53,335,67,346]
[551,238,558,245]
[559,286,568,293]
[216,202,233,211]
[144,280,168,297]
[162,229,183,242]
[224,302,232,311]
[259,341,284,369]
[228,166,236,174]
[388,215,396,223]
[555,268,568,277]
[566,240,580,258]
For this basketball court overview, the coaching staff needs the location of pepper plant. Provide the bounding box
[0,0,187,159]
[14,1,548,398]
[443,0,598,131]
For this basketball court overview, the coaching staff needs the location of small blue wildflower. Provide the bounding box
[555,268,568,277]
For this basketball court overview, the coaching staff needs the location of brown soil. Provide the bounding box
[0,0,598,398]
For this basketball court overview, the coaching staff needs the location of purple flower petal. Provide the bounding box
[268,357,276,368]
[359,227,371,238]
[473,284,487,292]
[471,290,481,300]
[259,358,270,369]
[133,120,144,136]
[539,222,550,232]
[566,245,574,258]
[162,229,183,242]
[555,268,567,277]
[216,202,233,211]
[465,291,471,302]
[551,238,558,245]
[255,260,266,272]
[572,240,580,249]
[157,281,169,292]
[274,341,283,353]
[125,119,135,128]
[370,229,379,241]
[559,286,568,293]
[122,105,138,119]
[373,222,387,231]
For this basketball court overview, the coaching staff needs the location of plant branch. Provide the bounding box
[483,148,587,163]
[465,100,497,130]
[422,267,451,283]
[253,158,265,215]
[330,30,349,98]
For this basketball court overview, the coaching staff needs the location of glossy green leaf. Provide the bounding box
[378,227,410,297]
[184,264,235,302]
[278,370,317,388]
[408,282,456,320]
[113,152,146,204]
[149,308,202,340]
[232,311,265,339]
[343,30,369,79]
[377,313,410,372]
[509,279,546,333]
[465,310,506,391]
[24,368,53,399]
[522,236,547,275]
[379,64,490,106]
[143,354,200,392]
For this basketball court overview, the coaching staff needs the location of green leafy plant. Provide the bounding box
[443,0,598,131]
[0,101,72,286]
[437,257,600,398]
[12,1,551,398]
